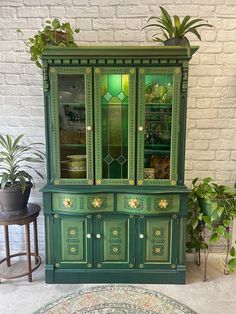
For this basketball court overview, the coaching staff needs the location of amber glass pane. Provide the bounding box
[144,74,173,180]
[100,74,129,179]
[58,74,87,179]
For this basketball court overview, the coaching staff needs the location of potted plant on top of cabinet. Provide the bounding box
[0,134,45,216]
[141,6,213,46]
[17,18,80,69]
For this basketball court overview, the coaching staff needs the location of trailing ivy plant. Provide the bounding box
[17,18,80,69]
[187,177,236,279]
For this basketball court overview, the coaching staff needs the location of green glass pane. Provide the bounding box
[143,74,173,180]
[58,74,87,179]
[101,74,129,179]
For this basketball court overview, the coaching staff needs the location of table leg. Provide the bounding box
[25,223,32,282]
[33,219,39,264]
[4,226,11,267]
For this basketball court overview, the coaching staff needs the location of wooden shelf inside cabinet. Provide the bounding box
[59,103,86,107]
[61,144,86,148]
[145,103,172,109]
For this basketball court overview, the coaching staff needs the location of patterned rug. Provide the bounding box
[34,285,197,314]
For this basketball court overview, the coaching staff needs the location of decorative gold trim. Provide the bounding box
[96,179,101,185]
[54,214,59,219]
[129,179,134,185]
[55,263,60,268]
[88,179,93,185]
[85,68,91,74]
[139,264,144,268]
[172,214,177,219]
[97,263,102,268]
[175,68,181,74]
[50,67,56,73]
[140,68,145,74]
[129,263,134,268]
[96,214,102,219]
[87,263,92,268]
[155,248,161,253]
[95,68,100,74]
[54,180,60,185]
[171,264,176,269]
[130,68,135,74]
[171,180,176,186]
[138,180,143,185]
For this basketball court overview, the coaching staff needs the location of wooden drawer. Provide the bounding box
[117,194,180,214]
[52,193,114,213]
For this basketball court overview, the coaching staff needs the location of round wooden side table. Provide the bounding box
[0,203,41,282]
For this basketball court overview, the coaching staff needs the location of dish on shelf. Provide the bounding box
[61,169,86,178]
[66,155,87,161]
[61,160,86,171]
[59,91,75,102]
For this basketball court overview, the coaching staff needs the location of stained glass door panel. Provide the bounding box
[95,68,136,185]
[137,67,181,186]
[50,67,93,185]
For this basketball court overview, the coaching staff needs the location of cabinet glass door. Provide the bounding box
[94,67,136,185]
[137,67,181,186]
[50,67,93,185]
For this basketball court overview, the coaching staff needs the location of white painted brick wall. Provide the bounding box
[0,0,236,258]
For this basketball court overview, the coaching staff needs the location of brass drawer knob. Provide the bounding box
[63,198,72,208]
[92,198,103,208]
[159,199,169,209]
[86,233,92,239]
[86,125,92,131]
[138,126,144,132]
[139,233,144,239]
[128,198,139,209]
[96,233,101,239]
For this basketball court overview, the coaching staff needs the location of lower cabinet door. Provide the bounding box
[94,214,135,269]
[54,214,93,269]
[137,217,178,269]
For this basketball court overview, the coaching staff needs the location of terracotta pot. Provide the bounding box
[0,183,32,217]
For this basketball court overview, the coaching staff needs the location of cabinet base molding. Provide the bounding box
[45,266,186,284]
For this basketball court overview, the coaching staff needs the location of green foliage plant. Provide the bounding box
[141,6,213,45]
[187,177,236,278]
[17,18,80,69]
[0,134,45,193]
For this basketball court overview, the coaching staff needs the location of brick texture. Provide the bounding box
[0,0,236,256]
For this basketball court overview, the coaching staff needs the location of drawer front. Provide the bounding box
[117,194,180,214]
[52,193,114,213]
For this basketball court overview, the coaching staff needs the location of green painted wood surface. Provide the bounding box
[117,193,180,214]
[52,193,114,213]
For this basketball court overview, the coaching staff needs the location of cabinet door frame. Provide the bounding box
[94,214,135,269]
[50,66,94,185]
[94,67,136,186]
[137,67,181,186]
[137,216,178,269]
[53,214,93,269]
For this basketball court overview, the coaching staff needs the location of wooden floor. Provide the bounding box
[0,254,236,314]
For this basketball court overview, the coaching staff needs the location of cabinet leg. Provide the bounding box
[4,225,10,267]
[25,223,32,282]
[33,219,39,264]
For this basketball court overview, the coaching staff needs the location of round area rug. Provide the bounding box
[34,285,197,314]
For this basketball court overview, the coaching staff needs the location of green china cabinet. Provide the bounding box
[42,46,198,284]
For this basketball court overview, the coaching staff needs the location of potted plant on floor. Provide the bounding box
[0,134,45,216]
[187,177,236,280]
[141,6,213,47]
[17,18,80,68]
